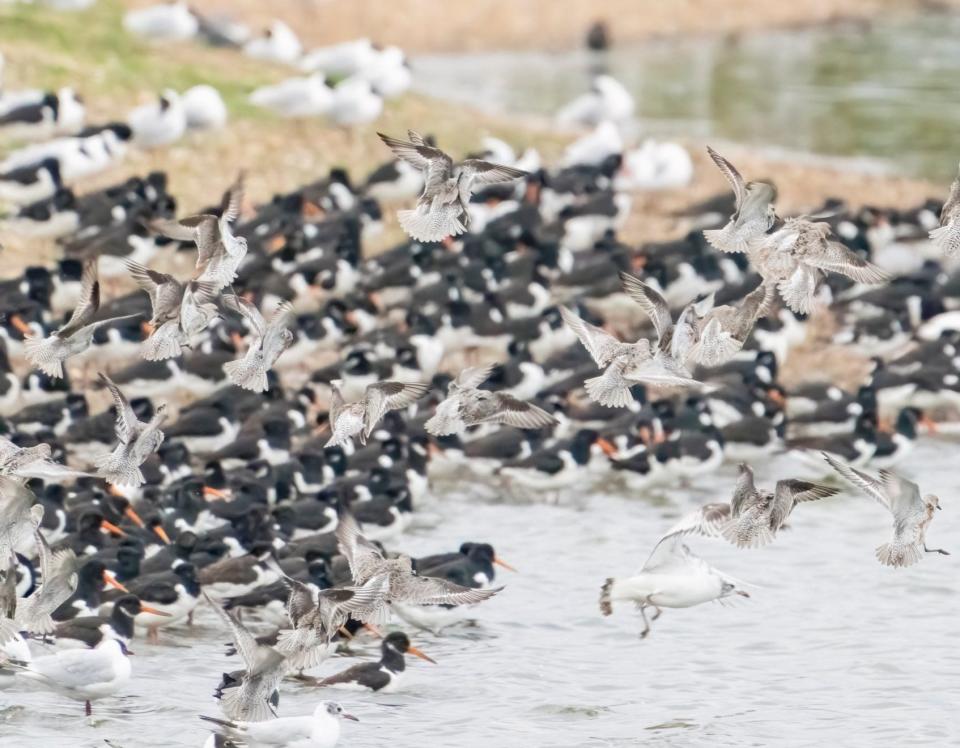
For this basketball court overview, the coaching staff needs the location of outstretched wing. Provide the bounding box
[203,591,261,671]
[220,171,245,225]
[558,306,625,367]
[454,363,495,391]
[484,395,557,430]
[378,131,453,195]
[458,159,528,189]
[98,373,139,443]
[335,510,386,584]
[362,381,429,437]
[56,258,99,338]
[222,294,267,340]
[642,503,731,571]
[619,272,673,343]
[395,574,502,606]
[822,453,920,519]
[707,146,746,211]
[802,241,890,285]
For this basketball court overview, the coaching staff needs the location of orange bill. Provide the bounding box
[919,413,938,434]
[102,570,129,593]
[9,314,32,336]
[596,437,618,457]
[203,486,230,501]
[101,519,126,537]
[152,524,171,545]
[140,603,172,617]
[124,506,145,529]
[493,556,517,572]
[362,623,383,639]
[407,645,437,664]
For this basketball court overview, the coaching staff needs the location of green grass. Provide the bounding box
[0,0,280,119]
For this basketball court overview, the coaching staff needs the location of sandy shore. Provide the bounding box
[140,0,953,53]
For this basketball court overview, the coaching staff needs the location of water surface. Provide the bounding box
[2,442,958,746]
[413,16,960,181]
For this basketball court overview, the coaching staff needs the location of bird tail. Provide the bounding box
[95,450,145,488]
[875,541,922,568]
[275,629,331,671]
[929,224,960,257]
[141,321,183,361]
[703,223,750,254]
[22,337,63,379]
[599,578,616,616]
[220,684,275,723]
[223,356,268,393]
[720,520,774,549]
[584,372,633,408]
[397,206,465,243]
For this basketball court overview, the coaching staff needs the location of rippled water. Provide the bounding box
[3,441,958,746]
[413,15,960,181]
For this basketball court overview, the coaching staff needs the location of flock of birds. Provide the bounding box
[0,7,957,748]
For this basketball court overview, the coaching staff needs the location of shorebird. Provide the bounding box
[204,592,288,722]
[929,161,960,256]
[201,701,357,748]
[682,463,838,548]
[748,217,889,314]
[823,453,949,567]
[621,271,773,369]
[377,130,528,242]
[24,258,138,378]
[221,295,295,392]
[94,373,167,488]
[14,527,79,636]
[6,638,131,716]
[0,476,44,560]
[152,173,246,290]
[309,631,434,693]
[272,568,389,671]
[326,380,429,448]
[599,507,750,638]
[335,510,502,626]
[425,363,557,436]
[703,146,778,254]
[126,262,220,361]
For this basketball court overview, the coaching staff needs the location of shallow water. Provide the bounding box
[413,15,960,181]
[2,441,958,746]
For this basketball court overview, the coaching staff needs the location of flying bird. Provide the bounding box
[703,146,778,254]
[24,258,138,378]
[425,363,557,436]
[221,295,295,392]
[929,161,960,256]
[823,453,948,567]
[152,173,247,290]
[326,379,428,448]
[94,373,167,487]
[335,510,502,626]
[377,130,527,242]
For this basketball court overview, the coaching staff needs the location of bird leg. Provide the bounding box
[147,626,159,644]
[85,700,92,717]
[924,544,950,555]
[650,604,663,621]
[636,603,651,639]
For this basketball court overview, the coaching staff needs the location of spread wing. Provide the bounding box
[822,453,921,518]
[394,574,501,605]
[707,146,746,211]
[56,258,100,338]
[802,241,889,285]
[642,503,731,571]
[124,259,177,296]
[484,395,557,429]
[458,159,528,188]
[377,131,453,195]
[558,306,626,367]
[775,479,838,505]
[321,573,389,619]
[221,172,245,225]
[362,381,429,437]
[98,372,139,443]
[203,592,260,671]
[454,363,495,391]
[263,301,295,351]
[279,575,316,626]
[222,294,267,339]
[335,510,385,584]
[619,272,673,343]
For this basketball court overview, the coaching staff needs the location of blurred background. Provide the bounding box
[0,0,956,268]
